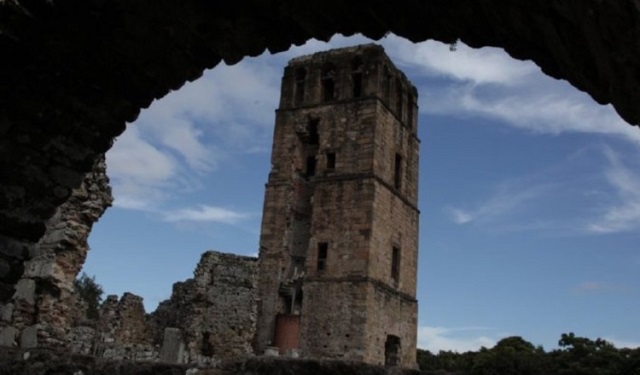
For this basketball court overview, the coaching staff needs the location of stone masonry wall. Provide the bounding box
[257,45,419,368]
[0,155,112,349]
[151,251,258,366]
[64,251,258,366]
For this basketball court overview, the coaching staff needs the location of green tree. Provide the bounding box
[74,272,104,320]
[552,332,624,375]
[471,336,548,375]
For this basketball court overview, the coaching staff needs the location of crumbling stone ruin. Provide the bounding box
[255,44,419,368]
[65,251,258,366]
[0,44,419,370]
[0,155,113,349]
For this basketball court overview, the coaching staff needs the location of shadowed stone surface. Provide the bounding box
[1,0,640,305]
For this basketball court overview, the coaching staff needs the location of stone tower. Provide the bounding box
[256,44,419,367]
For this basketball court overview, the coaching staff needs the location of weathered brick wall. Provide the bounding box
[300,281,369,361]
[369,184,420,295]
[364,283,418,367]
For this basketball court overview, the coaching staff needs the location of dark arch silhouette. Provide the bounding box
[1,0,639,299]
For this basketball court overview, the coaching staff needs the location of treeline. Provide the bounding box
[417,333,640,375]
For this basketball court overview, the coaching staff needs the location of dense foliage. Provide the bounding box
[417,334,640,375]
[74,272,104,320]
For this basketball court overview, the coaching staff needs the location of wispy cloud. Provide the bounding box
[418,326,497,352]
[163,205,250,224]
[586,148,640,234]
[380,35,640,145]
[444,179,554,227]
[572,280,632,295]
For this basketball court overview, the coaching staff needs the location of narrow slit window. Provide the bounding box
[294,68,306,105]
[352,73,362,98]
[382,66,392,102]
[308,118,319,145]
[322,64,336,102]
[394,153,402,189]
[326,152,336,170]
[306,156,316,177]
[395,79,404,121]
[352,57,364,98]
[407,95,414,131]
[391,246,401,284]
[317,242,328,271]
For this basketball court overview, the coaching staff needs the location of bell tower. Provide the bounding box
[256,44,420,367]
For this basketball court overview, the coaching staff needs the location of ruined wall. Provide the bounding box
[62,251,258,365]
[0,155,112,349]
[66,293,158,361]
[150,251,258,365]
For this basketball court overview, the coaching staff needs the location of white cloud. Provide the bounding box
[386,38,537,86]
[586,148,640,234]
[418,326,497,353]
[605,337,640,349]
[378,35,640,146]
[163,205,249,224]
[106,53,284,212]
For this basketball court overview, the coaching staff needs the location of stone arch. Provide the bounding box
[1,0,640,302]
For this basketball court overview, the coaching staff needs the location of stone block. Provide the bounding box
[160,327,184,364]
[13,278,35,304]
[0,326,18,347]
[0,303,14,322]
[20,325,38,348]
[23,258,55,278]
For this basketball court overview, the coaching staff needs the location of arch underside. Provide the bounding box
[1,0,639,299]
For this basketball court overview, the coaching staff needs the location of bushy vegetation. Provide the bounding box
[417,333,640,375]
[74,272,104,320]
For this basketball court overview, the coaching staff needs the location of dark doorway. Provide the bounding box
[385,335,401,367]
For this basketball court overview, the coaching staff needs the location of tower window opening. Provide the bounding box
[317,242,328,271]
[308,118,319,145]
[391,246,401,284]
[326,152,336,170]
[407,94,414,131]
[382,66,392,102]
[294,68,306,105]
[322,64,336,102]
[306,155,316,177]
[393,153,402,190]
[202,331,214,357]
[352,73,362,98]
[395,79,404,121]
[352,57,364,98]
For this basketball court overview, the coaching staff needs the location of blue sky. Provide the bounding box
[85,34,640,353]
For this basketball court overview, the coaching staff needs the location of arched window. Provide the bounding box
[294,68,306,105]
[321,64,336,102]
[351,57,364,98]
